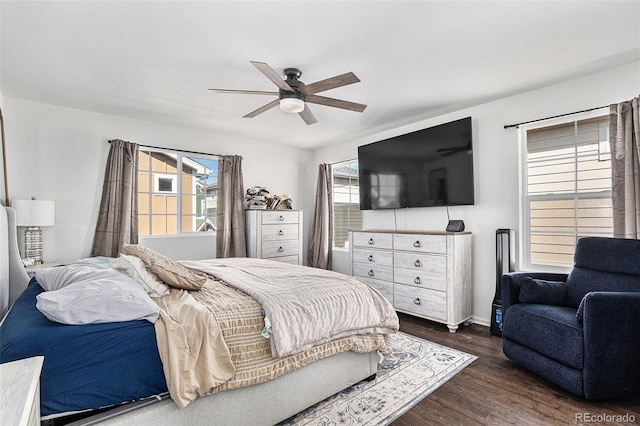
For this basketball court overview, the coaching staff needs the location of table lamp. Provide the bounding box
[12,198,55,265]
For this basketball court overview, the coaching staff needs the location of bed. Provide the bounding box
[0,206,399,425]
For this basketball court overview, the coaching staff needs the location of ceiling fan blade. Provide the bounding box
[298,105,318,125]
[298,72,360,95]
[208,88,278,96]
[250,61,294,92]
[305,94,367,113]
[243,99,280,118]
[436,144,471,152]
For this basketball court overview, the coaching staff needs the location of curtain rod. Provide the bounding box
[503,105,609,129]
[108,140,238,159]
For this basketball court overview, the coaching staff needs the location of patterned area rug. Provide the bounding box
[278,332,477,426]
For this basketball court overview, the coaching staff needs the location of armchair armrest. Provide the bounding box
[501,272,568,314]
[583,291,640,399]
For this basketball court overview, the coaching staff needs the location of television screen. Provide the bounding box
[358,117,474,210]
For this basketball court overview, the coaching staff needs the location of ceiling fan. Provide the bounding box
[208,61,367,125]
[437,141,472,157]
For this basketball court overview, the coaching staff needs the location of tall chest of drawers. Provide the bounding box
[350,230,472,332]
[246,210,303,265]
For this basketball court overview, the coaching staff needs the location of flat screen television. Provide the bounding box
[358,117,474,210]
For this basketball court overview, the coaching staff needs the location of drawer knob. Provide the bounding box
[278,230,284,236]
[368,255,374,262]
[367,270,375,277]
[368,238,374,245]
[413,240,422,248]
[279,215,285,221]
[277,246,284,253]
[414,298,422,305]
[414,277,421,285]
[414,259,422,267]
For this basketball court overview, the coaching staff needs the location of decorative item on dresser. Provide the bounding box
[350,230,472,332]
[245,210,303,265]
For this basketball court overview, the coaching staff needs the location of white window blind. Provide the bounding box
[522,113,612,270]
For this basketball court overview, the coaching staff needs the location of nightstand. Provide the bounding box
[25,262,59,278]
[0,356,44,426]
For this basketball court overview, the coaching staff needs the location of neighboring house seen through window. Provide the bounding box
[332,160,362,249]
[520,109,612,270]
[138,148,218,236]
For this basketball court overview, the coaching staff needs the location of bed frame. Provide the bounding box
[0,206,378,425]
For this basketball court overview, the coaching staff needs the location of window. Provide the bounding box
[154,174,176,193]
[138,148,218,236]
[332,160,362,248]
[520,110,612,270]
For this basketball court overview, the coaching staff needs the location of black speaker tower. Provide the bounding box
[491,229,514,337]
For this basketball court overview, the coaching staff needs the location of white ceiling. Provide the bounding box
[1,1,639,150]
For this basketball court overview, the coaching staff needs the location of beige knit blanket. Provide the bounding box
[154,271,393,408]
[179,257,399,358]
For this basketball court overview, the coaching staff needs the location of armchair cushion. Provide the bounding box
[518,277,567,306]
[503,304,583,369]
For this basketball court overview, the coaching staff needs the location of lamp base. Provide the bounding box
[24,226,43,265]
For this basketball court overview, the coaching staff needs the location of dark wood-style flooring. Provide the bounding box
[393,313,640,426]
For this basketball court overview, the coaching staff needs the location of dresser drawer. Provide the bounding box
[394,234,446,254]
[353,263,393,282]
[352,248,393,267]
[394,252,447,274]
[261,210,299,225]
[269,255,299,265]
[352,232,393,249]
[356,277,393,303]
[394,284,446,321]
[261,224,299,241]
[261,240,299,258]
[394,268,447,291]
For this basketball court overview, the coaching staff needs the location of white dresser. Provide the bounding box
[0,356,44,426]
[350,230,472,332]
[246,210,303,265]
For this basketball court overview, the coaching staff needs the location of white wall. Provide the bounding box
[4,98,313,263]
[312,60,640,326]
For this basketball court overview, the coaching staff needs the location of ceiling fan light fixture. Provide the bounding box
[279,97,305,114]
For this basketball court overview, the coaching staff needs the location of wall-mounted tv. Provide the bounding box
[358,117,474,210]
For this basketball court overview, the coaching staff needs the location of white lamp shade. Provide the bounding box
[12,199,56,227]
[279,97,305,114]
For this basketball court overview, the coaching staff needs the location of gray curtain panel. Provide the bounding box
[91,139,139,257]
[216,155,247,258]
[308,163,333,269]
[610,96,640,239]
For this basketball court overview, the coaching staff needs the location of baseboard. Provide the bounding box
[471,316,490,328]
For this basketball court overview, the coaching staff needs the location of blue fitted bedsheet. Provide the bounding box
[0,280,167,416]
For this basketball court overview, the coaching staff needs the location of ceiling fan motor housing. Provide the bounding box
[282,67,305,96]
[279,91,305,101]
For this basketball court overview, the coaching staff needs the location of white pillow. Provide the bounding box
[36,268,159,325]
[110,254,170,297]
[36,263,112,291]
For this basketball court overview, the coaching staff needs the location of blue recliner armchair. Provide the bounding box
[501,237,640,400]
